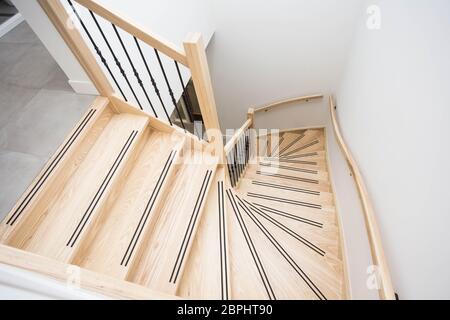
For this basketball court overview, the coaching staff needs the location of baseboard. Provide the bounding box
[68,80,99,95]
[0,13,24,38]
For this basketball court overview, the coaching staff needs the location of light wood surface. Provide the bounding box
[227,128,347,299]
[126,149,218,295]
[253,94,324,113]
[74,0,188,65]
[0,98,110,241]
[71,131,185,279]
[0,245,177,300]
[38,0,113,96]
[5,113,149,263]
[329,96,395,300]
[110,94,209,150]
[178,167,231,299]
[184,33,224,162]
[224,119,252,154]
[0,91,357,300]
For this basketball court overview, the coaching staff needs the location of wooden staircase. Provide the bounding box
[0,0,395,300]
[0,106,346,299]
[225,128,346,300]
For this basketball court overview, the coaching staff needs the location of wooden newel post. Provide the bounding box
[247,108,255,128]
[183,32,224,162]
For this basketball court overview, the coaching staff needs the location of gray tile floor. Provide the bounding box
[0,22,95,220]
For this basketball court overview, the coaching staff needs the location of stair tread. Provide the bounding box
[6,112,148,262]
[72,130,184,279]
[244,168,331,193]
[178,167,230,299]
[229,190,342,300]
[127,150,218,295]
[251,162,329,181]
[226,188,273,299]
[237,178,334,206]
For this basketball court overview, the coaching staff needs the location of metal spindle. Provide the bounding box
[87,10,130,101]
[112,24,154,113]
[66,1,124,99]
[245,131,248,165]
[227,154,236,187]
[154,49,186,130]
[134,37,168,120]
[233,144,239,184]
[247,130,251,163]
[174,61,194,123]
[240,134,245,172]
[237,136,244,177]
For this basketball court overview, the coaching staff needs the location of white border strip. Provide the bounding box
[0,13,24,38]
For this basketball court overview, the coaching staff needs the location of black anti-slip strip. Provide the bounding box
[226,154,235,187]
[265,158,318,166]
[282,140,320,157]
[278,133,305,155]
[252,180,320,196]
[226,189,276,300]
[218,181,229,300]
[256,171,319,184]
[253,202,323,228]
[239,198,325,256]
[121,150,177,266]
[278,152,319,160]
[270,136,284,157]
[67,130,138,247]
[7,109,97,226]
[247,192,322,210]
[259,162,318,174]
[236,198,326,300]
[170,170,213,283]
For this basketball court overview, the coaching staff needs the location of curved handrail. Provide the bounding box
[253,94,323,113]
[329,96,395,300]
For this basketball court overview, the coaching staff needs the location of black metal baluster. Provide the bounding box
[227,154,236,187]
[112,24,155,113]
[237,139,243,179]
[245,130,249,165]
[233,144,239,183]
[174,61,194,123]
[234,147,239,186]
[154,49,186,130]
[240,135,245,173]
[134,37,168,120]
[66,1,125,99]
[247,130,251,164]
[87,10,134,103]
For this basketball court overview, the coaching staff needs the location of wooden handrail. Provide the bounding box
[75,0,188,65]
[254,94,323,113]
[224,119,252,154]
[329,96,395,300]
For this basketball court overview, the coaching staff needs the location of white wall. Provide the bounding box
[206,0,363,130]
[337,0,450,299]
[325,114,379,300]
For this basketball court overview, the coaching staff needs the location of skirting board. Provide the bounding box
[0,13,24,38]
[68,80,99,95]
